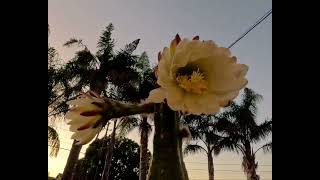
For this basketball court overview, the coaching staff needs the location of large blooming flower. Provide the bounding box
[65,91,105,145]
[147,34,248,115]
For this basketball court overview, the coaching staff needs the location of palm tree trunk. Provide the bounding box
[246,169,259,180]
[105,122,110,136]
[61,140,82,180]
[93,122,110,180]
[101,119,117,180]
[244,155,259,180]
[139,116,149,180]
[207,153,214,180]
[147,103,189,180]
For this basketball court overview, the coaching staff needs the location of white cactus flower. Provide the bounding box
[147,34,248,115]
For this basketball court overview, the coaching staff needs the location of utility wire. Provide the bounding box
[228,9,272,49]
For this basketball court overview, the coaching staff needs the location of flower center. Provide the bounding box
[176,65,208,94]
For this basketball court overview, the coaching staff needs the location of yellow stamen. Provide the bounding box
[176,69,208,94]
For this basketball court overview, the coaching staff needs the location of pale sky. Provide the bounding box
[48,0,272,179]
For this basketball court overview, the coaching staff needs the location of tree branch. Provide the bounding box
[48,93,64,107]
[98,99,156,127]
[254,142,272,155]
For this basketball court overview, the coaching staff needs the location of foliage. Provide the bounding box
[48,25,63,157]
[214,88,272,177]
[183,114,222,156]
[73,137,151,180]
[214,88,272,155]
[49,23,156,118]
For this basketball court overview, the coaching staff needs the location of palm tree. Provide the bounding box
[54,23,148,180]
[138,115,152,180]
[115,62,156,180]
[117,114,152,180]
[48,25,63,157]
[101,119,118,180]
[99,54,155,180]
[183,115,222,180]
[214,88,272,180]
[48,126,60,157]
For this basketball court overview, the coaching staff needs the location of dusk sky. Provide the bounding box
[48,0,272,179]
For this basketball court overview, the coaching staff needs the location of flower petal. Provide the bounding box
[67,115,101,132]
[69,123,82,132]
[219,91,239,107]
[194,54,248,94]
[77,115,102,131]
[170,34,181,56]
[66,111,101,125]
[67,98,93,106]
[146,88,166,103]
[166,86,185,111]
[183,93,220,115]
[171,39,196,70]
[157,47,174,87]
[203,102,221,114]
[68,105,101,114]
[72,126,102,145]
[67,96,104,107]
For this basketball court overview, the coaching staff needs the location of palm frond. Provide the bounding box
[123,39,140,54]
[106,52,140,88]
[205,131,222,146]
[250,119,272,142]
[183,144,207,156]
[214,116,240,137]
[64,38,84,48]
[241,88,263,116]
[135,52,151,72]
[139,116,152,136]
[216,137,241,154]
[135,68,157,100]
[262,142,272,153]
[117,116,139,137]
[254,141,272,154]
[48,126,60,157]
[212,145,222,156]
[97,23,115,57]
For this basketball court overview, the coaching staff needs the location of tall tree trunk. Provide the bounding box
[244,155,259,180]
[147,103,189,180]
[94,122,110,180]
[63,86,104,180]
[139,116,149,180]
[61,140,82,180]
[246,167,259,180]
[207,152,214,180]
[101,119,118,180]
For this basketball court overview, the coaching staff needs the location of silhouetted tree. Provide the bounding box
[183,115,222,180]
[215,88,272,180]
[73,137,151,180]
[56,23,154,180]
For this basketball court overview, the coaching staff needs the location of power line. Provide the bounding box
[48,144,272,168]
[228,8,272,49]
[185,162,271,166]
[188,169,271,173]
[48,143,272,169]
[51,136,272,168]
[48,148,271,174]
[52,131,272,168]
[49,145,272,171]
[191,179,271,180]
[48,145,86,155]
